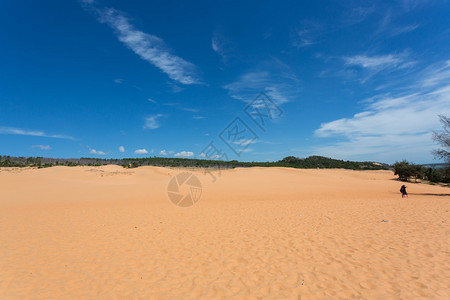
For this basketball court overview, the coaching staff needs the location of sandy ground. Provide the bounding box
[0,166,449,300]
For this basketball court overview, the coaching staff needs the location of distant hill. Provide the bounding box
[277,156,389,170]
[0,155,389,170]
[419,163,448,169]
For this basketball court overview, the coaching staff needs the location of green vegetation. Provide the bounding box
[393,160,450,183]
[3,154,449,183]
[275,156,388,170]
[390,115,450,184]
[0,155,388,171]
[392,160,422,182]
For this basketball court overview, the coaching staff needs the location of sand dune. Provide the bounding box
[0,166,449,299]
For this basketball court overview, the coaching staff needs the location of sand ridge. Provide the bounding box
[0,166,449,299]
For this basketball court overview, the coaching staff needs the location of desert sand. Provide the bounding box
[0,166,449,299]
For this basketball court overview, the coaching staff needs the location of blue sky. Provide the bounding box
[1,0,450,164]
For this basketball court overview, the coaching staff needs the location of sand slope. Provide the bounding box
[0,166,449,299]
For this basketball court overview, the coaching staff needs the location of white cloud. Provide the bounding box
[291,21,323,48]
[114,78,123,83]
[399,0,430,12]
[147,98,157,104]
[388,24,419,37]
[160,102,199,112]
[32,145,51,150]
[174,151,194,157]
[420,60,450,88]
[340,4,375,25]
[292,30,315,47]
[223,71,299,106]
[159,150,174,156]
[198,152,206,158]
[0,126,74,139]
[211,38,220,52]
[343,54,404,69]
[119,146,125,152]
[96,8,201,85]
[180,107,199,113]
[338,52,416,84]
[89,148,107,155]
[144,114,164,129]
[374,4,420,38]
[314,61,450,163]
[134,149,148,154]
[232,139,256,146]
[167,81,184,93]
[211,32,233,63]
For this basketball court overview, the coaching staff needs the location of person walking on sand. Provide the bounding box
[400,185,408,198]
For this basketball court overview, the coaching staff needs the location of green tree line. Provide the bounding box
[393,160,450,183]
[0,155,388,171]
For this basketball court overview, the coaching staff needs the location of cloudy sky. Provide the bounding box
[1,0,450,163]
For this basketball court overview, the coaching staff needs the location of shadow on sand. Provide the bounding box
[410,193,450,197]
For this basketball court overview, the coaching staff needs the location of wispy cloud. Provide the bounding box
[114,78,123,84]
[341,4,375,25]
[375,9,420,38]
[343,54,405,69]
[339,52,416,83]
[232,139,257,146]
[211,31,234,63]
[32,145,51,150]
[291,20,323,48]
[178,107,199,113]
[388,24,419,37]
[161,102,200,113]
[398,0,431,12]
[223,70,299,105]
[94,8,201,85]
[174,151,194,157]
[211,36,222,54]
[148,99,200,114]
[0,126,75,140]
[134,149,148,154]
[314,60,450,163]
[166,81,184,93]
[118,146,125,153]
[420,60,450,88]
[144,114,164,129]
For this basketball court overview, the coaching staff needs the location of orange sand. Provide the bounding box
[0,166,449,299]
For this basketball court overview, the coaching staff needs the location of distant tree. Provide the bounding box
[432,115,450,164]
[440,167,450,183]
[281,156,299,163]
[393,160,420,181]
[423,168,442,183]
[411,164,424,183]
